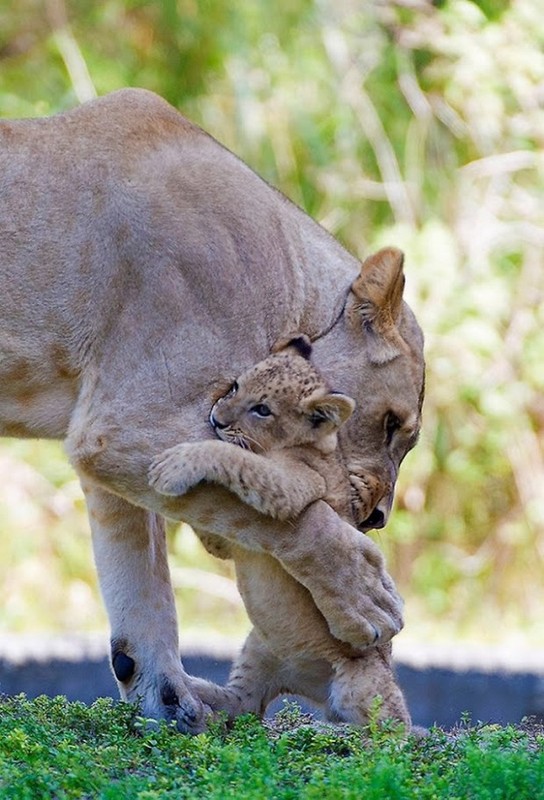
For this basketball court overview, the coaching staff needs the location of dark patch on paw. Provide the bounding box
[180,698,199,723]
[111,643,135,683]
[160,678,179,707]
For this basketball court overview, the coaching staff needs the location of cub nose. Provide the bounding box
[209,412,228,430]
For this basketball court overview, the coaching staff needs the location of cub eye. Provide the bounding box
[250,403,272,418]
[226,381,238,397]
[385,412,402,445]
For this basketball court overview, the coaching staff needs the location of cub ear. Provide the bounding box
[304,391,355,431]
[349,247,409,364]
[272,334,312,360]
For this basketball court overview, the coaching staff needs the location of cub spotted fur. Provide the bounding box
[149,336,356,522]
[149,338,410,727]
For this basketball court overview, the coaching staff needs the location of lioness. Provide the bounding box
[149,337,410,727]
[0,89,424,732]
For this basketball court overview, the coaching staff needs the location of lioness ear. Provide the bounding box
[304,391,355,431]
[349,247,408,364]
[272,334,312,360]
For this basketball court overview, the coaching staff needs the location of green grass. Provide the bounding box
[0,696,543,799]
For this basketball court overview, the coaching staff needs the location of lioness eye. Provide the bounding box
[385,412,402,444]
[250,403,272,418]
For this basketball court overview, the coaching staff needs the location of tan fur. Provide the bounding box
[150,344,410,727]
[0,90,424,732]
[149,343,355,520]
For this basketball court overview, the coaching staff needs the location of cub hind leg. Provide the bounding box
[189,628,286,721]
[190,633,410,729]
[190,627,333,722]
[327,644,411,728]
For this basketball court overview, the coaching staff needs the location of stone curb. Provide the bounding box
[1,634,543,729]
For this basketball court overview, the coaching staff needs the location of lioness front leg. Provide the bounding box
[148,441,325,521]
[68,415,403,651]
[81,483,208,733]
[274,501,405,648]
[327,645,411,728]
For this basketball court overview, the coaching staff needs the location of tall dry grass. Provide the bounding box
[0,0,543,646]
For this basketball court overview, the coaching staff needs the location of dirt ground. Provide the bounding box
[263,707,544,750]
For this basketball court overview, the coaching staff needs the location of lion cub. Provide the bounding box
[149,337,410,728]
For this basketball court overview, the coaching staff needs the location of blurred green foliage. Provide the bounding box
[0,0,543,647]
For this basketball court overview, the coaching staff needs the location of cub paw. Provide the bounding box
[243,487,293,521]
[148,445,204,496]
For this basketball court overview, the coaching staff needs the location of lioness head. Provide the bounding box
[209,336,355,455]
[312,247,425,532]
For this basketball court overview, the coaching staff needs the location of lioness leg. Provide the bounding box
[67,401,403,650]
[66,412,402,648]
[326,645,410,727]
[82,483,208,733]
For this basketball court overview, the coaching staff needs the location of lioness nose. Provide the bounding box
[359,507,385,530]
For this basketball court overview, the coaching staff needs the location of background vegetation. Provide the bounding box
[1,0,543,651]
[1,696,543,799]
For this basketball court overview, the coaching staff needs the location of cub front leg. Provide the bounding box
[149,441,325,521]
[148,442,222,497]
[81,483,209,733]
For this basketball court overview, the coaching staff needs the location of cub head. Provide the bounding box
[209,336,355,454]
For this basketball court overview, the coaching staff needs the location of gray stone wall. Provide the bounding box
[1,635,543,729]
